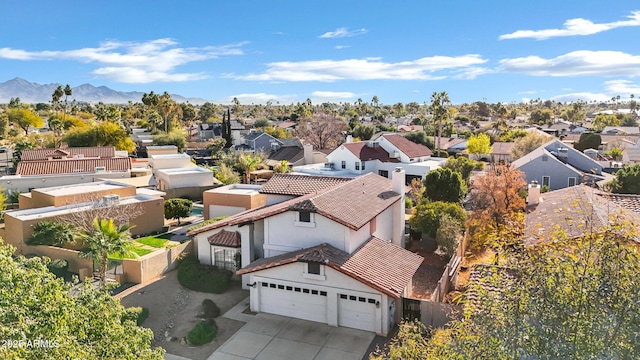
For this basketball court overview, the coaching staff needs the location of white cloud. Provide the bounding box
[0,39,246,83]
[499,50,640,77]
[603,80,640,96]
[233,55,487,82]
[550,92,611,103]
[335,45,350,50]
[224,93,296,104]
[319,27,368,39]
[311,91,355,99]
[500,11,640,40]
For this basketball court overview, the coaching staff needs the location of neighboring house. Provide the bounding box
[243,131,283,152]
[146,145,178,157]
[512,139,606,191]
[294,134,444,183]
[198,122,221,141]
[490,142,514,163]
[601,126,640,135]
[0,147,132,192]
[265,138,305,168]
[622,147,640,165]
[187,170,422,336]
[397,125,424,133]
[3,181,165,255]
[524,185,640,245]
[149,153,214,198]
[432,136,467,155]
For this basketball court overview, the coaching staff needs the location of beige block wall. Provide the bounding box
[23,245,94,273]
[18,193,33,209]
[162,185,218,202]
[122,240,192,284]
[203,190,266,219]
[4,197,165,254]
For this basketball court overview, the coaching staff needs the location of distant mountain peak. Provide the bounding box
[0,78,209,105]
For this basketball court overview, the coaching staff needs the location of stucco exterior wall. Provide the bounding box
[203,185,265,219]
[263,212,347,257]
[122,240,192,284]
[23,245,94,274]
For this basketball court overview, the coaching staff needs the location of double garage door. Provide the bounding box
[258,280,379,332]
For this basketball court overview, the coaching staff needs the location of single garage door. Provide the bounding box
[259,281,328,323]
[338,293,378,332]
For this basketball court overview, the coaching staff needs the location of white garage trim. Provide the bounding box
[338,293,378,333]
[256,279,328,324]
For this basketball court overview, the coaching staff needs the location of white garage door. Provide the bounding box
[259,281,327,323]
[338,293,378,332]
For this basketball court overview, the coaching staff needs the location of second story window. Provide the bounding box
[341,161,346,169]
[298,211,311,223]
[362,161,365,170]
[355,162,360,170]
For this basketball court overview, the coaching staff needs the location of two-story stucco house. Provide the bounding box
[512,139,608,191]
[294,133,444,184]
[187,169,423,336]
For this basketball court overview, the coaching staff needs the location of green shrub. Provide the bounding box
[125,306,149,326]
[405,196,413,209]
[187,321,217,346]
[201,299,221,319]
[47,258,68,278]
[177,256,232,293]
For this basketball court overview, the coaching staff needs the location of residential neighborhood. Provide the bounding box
[2,3,640,359]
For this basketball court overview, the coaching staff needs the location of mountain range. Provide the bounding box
[0,78,209,105]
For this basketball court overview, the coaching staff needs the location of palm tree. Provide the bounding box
[239,153,262,184]
[274,160,289,173]
[63,84,72,119]
[79,218,135,287]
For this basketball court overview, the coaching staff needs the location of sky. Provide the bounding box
[1,1,639,106]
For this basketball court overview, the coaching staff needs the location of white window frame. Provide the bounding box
[542,176,550,188]
[303,262,326,280]
[568,177,577,187]
[295,211,316,228]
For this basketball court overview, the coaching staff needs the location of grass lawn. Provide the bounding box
[109,246,154,260]
[135,236,170,248]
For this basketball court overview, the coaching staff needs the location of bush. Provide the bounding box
[47,258,68,278]
[188,216,228,232]
[187,321,217,346]
[177,256,232,293]
[201,299,221,319]
[126,306,149,326]
[405,196,413,209]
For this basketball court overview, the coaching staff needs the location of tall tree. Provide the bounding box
[609,163,640,194]
[0,243,164,359]
[164,198,193,225]
[63,84,72,118]
[466,133,493,158]
[511,132,550,160]
[294,113,347,150]
[375,220,640,359]
[79,218,135,287]
[222,108,232,148]
[7,108,44,135]
[429,92,451,152]
[423,168,467,203]
[51,85,64,114]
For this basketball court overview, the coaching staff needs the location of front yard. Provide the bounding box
[119,270,248,360]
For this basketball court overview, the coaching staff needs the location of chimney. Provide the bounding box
[527,180,540,205]
[303,143,313,165]
[391,167,406,248]
[346,135,353,143]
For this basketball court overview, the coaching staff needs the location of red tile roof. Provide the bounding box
[16,158,132,176]
[259,174,352,196]
[342,142,398,162]
[188,172,400,235]
[381,134,432,158]
[237,237,423,298]
[207,230,241,248]
[20,147,117,161]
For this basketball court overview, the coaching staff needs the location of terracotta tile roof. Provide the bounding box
[466,265,520,311]
[188,172,400,235]
[343,142,398,162]
[207,230,241,248]
[381,134,432,158]
[432,137,466,150]
[524,185,640,244]
[237,237,423,298]
[259,174,352,196]
[16,157,132,176]
[20,147,117,161]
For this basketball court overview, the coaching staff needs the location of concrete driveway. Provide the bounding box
[208,312,375,360]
